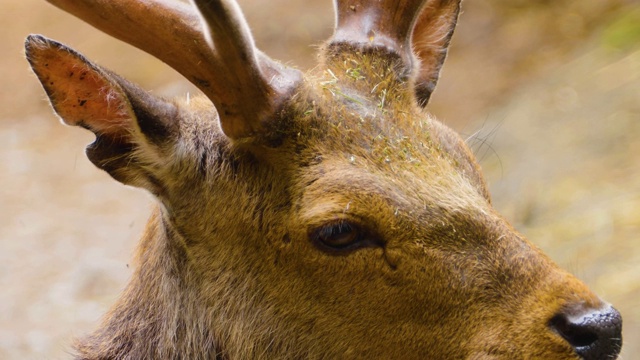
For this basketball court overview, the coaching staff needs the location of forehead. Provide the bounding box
[292,100,487,214]
[261,50,489,209]
[298,150,487,214]
[292,72,455,171]
[294,69,432,157]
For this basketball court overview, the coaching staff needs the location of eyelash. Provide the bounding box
[309,220,382,253]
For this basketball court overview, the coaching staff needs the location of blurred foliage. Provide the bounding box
[601,8,640,51]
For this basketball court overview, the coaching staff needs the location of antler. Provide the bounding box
[331,0,429,74]
[44,0,301,139]
[331,0,461,106]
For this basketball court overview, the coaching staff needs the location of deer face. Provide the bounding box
[26,0,621,359]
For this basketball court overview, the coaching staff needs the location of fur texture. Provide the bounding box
[25,1,621,359]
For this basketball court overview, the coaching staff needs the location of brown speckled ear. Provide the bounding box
[25,35,136,136]
[25,34,177,193]
[412,0,461,107]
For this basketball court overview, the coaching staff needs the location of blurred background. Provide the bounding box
[1,0,638,358]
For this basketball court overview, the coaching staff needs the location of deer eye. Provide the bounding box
[311,221,363,250]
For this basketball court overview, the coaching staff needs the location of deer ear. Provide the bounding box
[25,35,178,193]
[412,0,461,107]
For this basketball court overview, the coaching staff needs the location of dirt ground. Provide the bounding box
[1,0,638,358]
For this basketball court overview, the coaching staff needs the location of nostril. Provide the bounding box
[549,313,598,348]
[549,306,623,360]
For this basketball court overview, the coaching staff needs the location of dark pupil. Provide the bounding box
[318,222,358,248]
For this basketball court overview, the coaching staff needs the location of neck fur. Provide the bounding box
[73,207,226,360]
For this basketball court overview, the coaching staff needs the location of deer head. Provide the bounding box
[26,0,622,358]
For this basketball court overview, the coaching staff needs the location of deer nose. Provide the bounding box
[549,305,622,360]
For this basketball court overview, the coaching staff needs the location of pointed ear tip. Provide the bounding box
[25,34,60,60]
[25,34,49,50]
[25,35,72,53]
[25,35,85,71]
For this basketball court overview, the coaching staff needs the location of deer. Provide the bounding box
[25,0,622,359]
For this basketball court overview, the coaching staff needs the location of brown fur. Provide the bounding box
[25,1,620,359]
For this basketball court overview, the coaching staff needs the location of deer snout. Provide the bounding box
[549,304,622,360]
